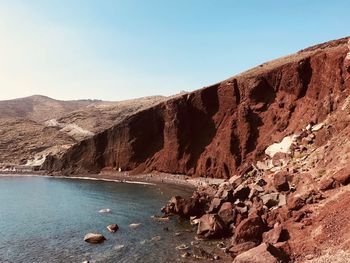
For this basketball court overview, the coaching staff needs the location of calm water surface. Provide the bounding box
[0,176,195,263]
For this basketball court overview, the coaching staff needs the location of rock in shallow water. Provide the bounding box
[129,223,141,228]
[197,213,227,239]
[99,208,111,213]
[107,224,119,233]
[84,233,106,244]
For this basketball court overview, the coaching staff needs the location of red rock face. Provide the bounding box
[43,37,350,178]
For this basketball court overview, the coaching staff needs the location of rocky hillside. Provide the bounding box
[0,95,100,122]
[0,95,167,166]
[44,37,350,178]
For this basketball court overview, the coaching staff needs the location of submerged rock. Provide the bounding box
[84,233,106,244]
[176,244,189,250]
[98,208,111,213]
[150,235,161,242]
[129,223,141,228]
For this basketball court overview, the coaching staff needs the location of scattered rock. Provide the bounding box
[192,246,219,260]
[197,214,227,239]
[98,208,111,213]
[176,244,189,250]
[150,235,161,242]
[162,195,205,218]
[114,244,125,251]
[333,167,350,186]
[233,185,251,202]
[319,177,336,191]
[273,171,290,191]
[129,223,141,228]
[265,135,297,158]
[229,175,243,187]
[261,193,280,208]
[107,224,119,233]
[287,194,305,211]
[229,241,258,256]
[218,202,235,226]
[181,252,191,258]
[84,233,106,244]
[208,197,222,213]
[151,215,170,221]
[232,243,288,263]
[232,214,267,244]
[263,225,289,244]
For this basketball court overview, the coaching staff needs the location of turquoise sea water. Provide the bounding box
[0,176,194,263]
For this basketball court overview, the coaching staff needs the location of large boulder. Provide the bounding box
[228,241,257,257]
[207,197,222,213]
[232,243,288,263]
[262,225,289,244]
[218,202,236,226]
[232,214,267,244]
[161,195,205,218]
[333,166,350,186]
[197,214,227,239]
[84,233,106,244]
[273,171,290,192]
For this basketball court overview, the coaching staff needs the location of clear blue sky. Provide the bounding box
[0,0,349,101]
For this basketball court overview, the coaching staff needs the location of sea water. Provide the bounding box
[0,176,194,263]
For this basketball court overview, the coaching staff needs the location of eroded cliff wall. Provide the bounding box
[43,37,350,178]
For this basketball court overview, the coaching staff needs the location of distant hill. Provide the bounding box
[0,95,101,122]
[0,95,168,165]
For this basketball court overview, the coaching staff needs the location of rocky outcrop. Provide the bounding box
[43,37,350,178]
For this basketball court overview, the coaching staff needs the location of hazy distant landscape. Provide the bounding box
[0,95,167,166]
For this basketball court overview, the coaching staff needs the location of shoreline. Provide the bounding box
[0,170,225,189]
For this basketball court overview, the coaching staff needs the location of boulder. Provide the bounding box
[207,197,222,213]
[129,223,141,228]
[319,177,336,191]
[98,208,111,213]
[84,233,106,244]
[107,224,119,233]
[333,167,350,186]
[273,171,290,191]
[228,241,257,256]
[197,214,227,239]
[232,214,267,244]
[278,194,287,207]
[161,195,205,218]
[218,202,235,225]
[233,185,251,202]
[262,225,289,244]
[229,175,243,188]
[232,243,288,263]
[272,152,290,167]
[261,193,279,208]
[287,194,305,211]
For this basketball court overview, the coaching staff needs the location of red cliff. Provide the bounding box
[43,37,350,178]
